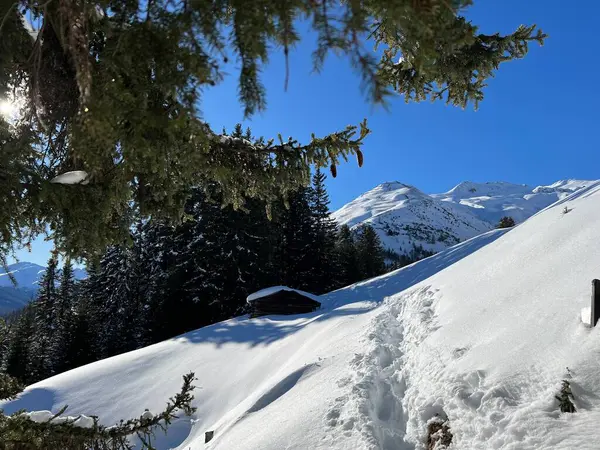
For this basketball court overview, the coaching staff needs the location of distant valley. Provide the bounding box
[0,262,86,315]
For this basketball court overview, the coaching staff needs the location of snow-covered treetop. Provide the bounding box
[247,286,319,303]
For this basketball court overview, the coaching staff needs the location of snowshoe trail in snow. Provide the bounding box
[324,287,441,449]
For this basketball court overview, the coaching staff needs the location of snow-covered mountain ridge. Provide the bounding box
[0,262,87,290]
[332,179,596,256]
[0,262,86,314]
[3,181,600,449]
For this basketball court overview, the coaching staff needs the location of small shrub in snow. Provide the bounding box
[426,415,453,450]
[0,372,197,449]
[496,216,516,229]
[555,379,576,413]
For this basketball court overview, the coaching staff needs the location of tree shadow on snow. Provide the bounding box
[176,304,374,348]
[0,387,55,415]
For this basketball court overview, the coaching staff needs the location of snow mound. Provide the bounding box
[26,410,55,423]
[4,181,600,449]
[581,306,592,326]
[247,286,319,303]
[23,411,95,428]
[50,170,89,185]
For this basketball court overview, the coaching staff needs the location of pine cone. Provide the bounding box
[356,149,364,167]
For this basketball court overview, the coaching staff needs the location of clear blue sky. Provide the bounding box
[14,0,600,266]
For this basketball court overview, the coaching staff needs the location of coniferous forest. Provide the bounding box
[0,127,427,386]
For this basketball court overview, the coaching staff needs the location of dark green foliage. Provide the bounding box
[28,253,60,381]
[555,379,576,413]
[497,216,516,229]
[0,372,23,401]
[273,186,317,291]
[335,225,362,287]
[386,243,436,271]
[87,245,146,358]
[4,305,35,383]
[0,372,196,450]
[308,169,339,293]
[357,225,387,279]
[50,260,78,375]
[0,1,544,261]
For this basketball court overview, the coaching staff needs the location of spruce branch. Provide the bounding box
[0,372,197,450]
[0,0,546,260]
[0,373,24,402]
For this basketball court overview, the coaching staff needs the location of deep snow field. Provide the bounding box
[3,181,600,450]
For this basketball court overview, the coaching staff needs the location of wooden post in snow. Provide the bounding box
[592,279,600,327]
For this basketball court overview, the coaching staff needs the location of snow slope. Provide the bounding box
[333,179,596,257]
[3,182,600,449]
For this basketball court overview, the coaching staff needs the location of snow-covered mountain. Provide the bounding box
[333,179,596,256]
[3,181,600,449]
[432,179,594,224]
[0,262,86,314]
[0,262,46,290]
[332,181,493,256]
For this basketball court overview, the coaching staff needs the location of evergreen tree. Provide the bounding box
[357,225,387,280]
[4,305,35,383]
[309,169,339,294]
[50,260,77,374]
[157,208,207,339]
[29,253,60,381]
[212,198,275,318]
[0,2,545,261]
[71,262,102,366]
[335,225,362,288]
[86,245,144,359]
[273,187,316,291]
[0,319,8,372]
[135,221,175,346]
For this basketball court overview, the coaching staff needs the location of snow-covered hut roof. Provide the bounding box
[246,286,319,303]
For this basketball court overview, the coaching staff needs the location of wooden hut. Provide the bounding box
[247,286,321,317]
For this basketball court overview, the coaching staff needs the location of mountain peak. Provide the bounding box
[443,181,532,198]
[373,181,413,191]
[333,178,599,258]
